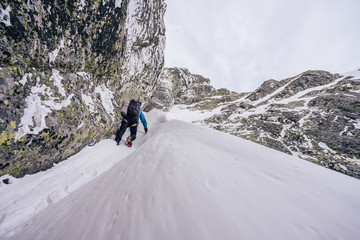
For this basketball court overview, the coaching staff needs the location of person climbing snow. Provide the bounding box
[115,99,148,147]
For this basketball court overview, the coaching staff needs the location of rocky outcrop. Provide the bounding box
[0,0,166,177]
[145,67,245,111]
[150,68,360,179]
[211,70,360,178]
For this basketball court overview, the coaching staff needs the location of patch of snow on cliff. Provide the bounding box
[353,120,360,129]
[242,74,349,118]
[115,0,122,8]
[15,75,73,140]
[299,112,312,127]
[78,0,86,10]
[280,124,291,138]
[76,71,93,87]
[95,84,115,120]
[77,121,84,129]
[211,95,224,99]
[343,69,360,79]
[19,73,32,86]
[50,69,66,96]
[318,142,337,154]
[240,103,269,117]
[339,164,348,171]
[49,38,65,65]
[228,112,243,121]
[252,74,302,106]
[81,92,96,113]
[15,87,51,140]
[0,5,11,27]
[42,94,73,112]
[276,75,347,106]
[76,71,90,79]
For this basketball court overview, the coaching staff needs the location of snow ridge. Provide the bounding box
[2,110,360,240]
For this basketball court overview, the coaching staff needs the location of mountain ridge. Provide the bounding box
[149,67,360,178]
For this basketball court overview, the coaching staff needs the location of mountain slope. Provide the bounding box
[2,110,360,240]
[152,68,360,178]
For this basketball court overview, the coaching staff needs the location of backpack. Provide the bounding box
[127,99,141,118]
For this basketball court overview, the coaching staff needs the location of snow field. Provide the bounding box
[0,110,164,238]
[1,110,360,240]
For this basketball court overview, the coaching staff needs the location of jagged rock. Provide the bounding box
[246,78,287,102]
[0,0,166,177]
[145,67,244,111]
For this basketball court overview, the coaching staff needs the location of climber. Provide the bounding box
[115,99,148,147]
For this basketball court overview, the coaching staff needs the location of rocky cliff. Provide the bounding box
[145,67,245,111]
[150,67,360,178]
[0,0,166,177]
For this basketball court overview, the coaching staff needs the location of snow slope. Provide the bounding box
[1,110,360,240]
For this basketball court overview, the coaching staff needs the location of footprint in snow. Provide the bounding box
[82,168,98,177]
[47,190,68,204]
[0,213,6,225]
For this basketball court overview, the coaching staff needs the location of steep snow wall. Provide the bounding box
[0,0,166,177]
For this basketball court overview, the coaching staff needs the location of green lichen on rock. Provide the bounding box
[0,130,15,146]
[0,0,166,177]
[0,161,30,178]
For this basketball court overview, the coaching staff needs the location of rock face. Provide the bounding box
[145,67,245,112]
[150,68,360,178]
[0,0,166,177]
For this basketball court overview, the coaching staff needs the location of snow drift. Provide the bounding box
[1,110,360,240]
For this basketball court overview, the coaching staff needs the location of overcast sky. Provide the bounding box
[164,0,360,92]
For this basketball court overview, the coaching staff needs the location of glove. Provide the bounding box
[144,128,148,133]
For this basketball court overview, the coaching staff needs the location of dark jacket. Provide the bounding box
[120,100,147,128]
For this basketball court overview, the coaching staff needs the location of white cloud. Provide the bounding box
[164,0,360,92]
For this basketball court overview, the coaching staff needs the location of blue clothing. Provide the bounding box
[139,111,147,129]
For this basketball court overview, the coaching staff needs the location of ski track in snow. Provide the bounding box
[1,110,360,240]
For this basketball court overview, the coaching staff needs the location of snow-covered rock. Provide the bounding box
[150,68,360,178]
[146,67,244,111]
